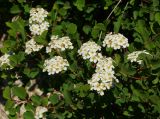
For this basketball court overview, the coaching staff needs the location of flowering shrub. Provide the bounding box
[1,0,160,118]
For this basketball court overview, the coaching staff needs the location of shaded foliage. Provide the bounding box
[1,0,160,118]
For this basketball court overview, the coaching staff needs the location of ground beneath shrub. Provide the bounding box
[0,104,8,119]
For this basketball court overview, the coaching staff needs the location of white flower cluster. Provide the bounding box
[103,32,129,50]
[25,38,43,54]
[29,8,49,36]
[78,41,119,95]
[29,8,48,23]
[35,106,48,119]
[46,35,74,53]
[14,80,23,87]
[25,80,43,98]
[127,50,150,64]
[43,56,69,75]
[88,57,118,96]
[0,54,12,69]
[78,41,102,63]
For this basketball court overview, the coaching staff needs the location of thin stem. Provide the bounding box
[98,31,103,41]
[106,0,122,20]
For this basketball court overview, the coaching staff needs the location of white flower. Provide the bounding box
[78,40,119,96]
[46,35,73,53]
[103,32,129,50]
[34,88,43,96]
[29,22,49,36]
[25,80,43,97]
[95,57,114,73]
[29,24,40,35]
[19,104,26,118]
[35,106,47,119]
[127,50,150,64]
[39,21,49,34]
[43,56,69,75]
[29,8,49,36]
[26,87,43,98]
[0,53,13,69]
[25,38,43,54]
[88,57,118,96]
[29,8,48,24]
[14,80,23,87]
[78,41,102,63]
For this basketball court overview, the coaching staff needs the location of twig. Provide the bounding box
[106,0,122,20]
[131,76,148,80]
[0,34,6,41]
[98,31,102,41]
[0,34,6,48]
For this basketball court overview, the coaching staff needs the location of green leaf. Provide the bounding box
[149,95,160,113]
[83,25,91,35]
[53,25,63,35]
[133,11,139,19]
[138,104,145,113]
[69,74,76,79]
[152,77,159,84]
[3,39,16,48]
[12,86,27,99]
[130,85,141,102]
[24,4,30,13]
[151,60,160,70]
[74,84,90,97]
[153,0,159,7]
[1,72,7,79]
[149,95,160,106]
[10,5,21,14]
[8,115,17,119]
[31,95,42,106]
[114,54,121,65]
[49,94,59,105]
[135,20,150,41]
[50,9,57,21]
[6,19,26,41]
[67,23,77,34]
[63,2,71,9]
[23,68,39,78]
[25,103,34,111]
[133,32,143,44]
[17,52,25,62]
[42,97,48,106]
[9,52,25,66]
[76,101,83,109]
[155,12,160,25]
[8,108,17,116]
[5,100,14,109]
[59,8,67,16]
[91,23,105,39]
[34,31,48,45]
[23,111,34,119]
[104,0,112,10]
[120,64,136,77]
[123,111,132,116]
[17,0,24,3]
[62,84,73,104]
[74,0,85,11]
[3,86,11,100]
[114,15,122,33]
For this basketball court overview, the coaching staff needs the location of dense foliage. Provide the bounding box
[1,0,160,118]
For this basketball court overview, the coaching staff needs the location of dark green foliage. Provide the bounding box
[1,0,160,118]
